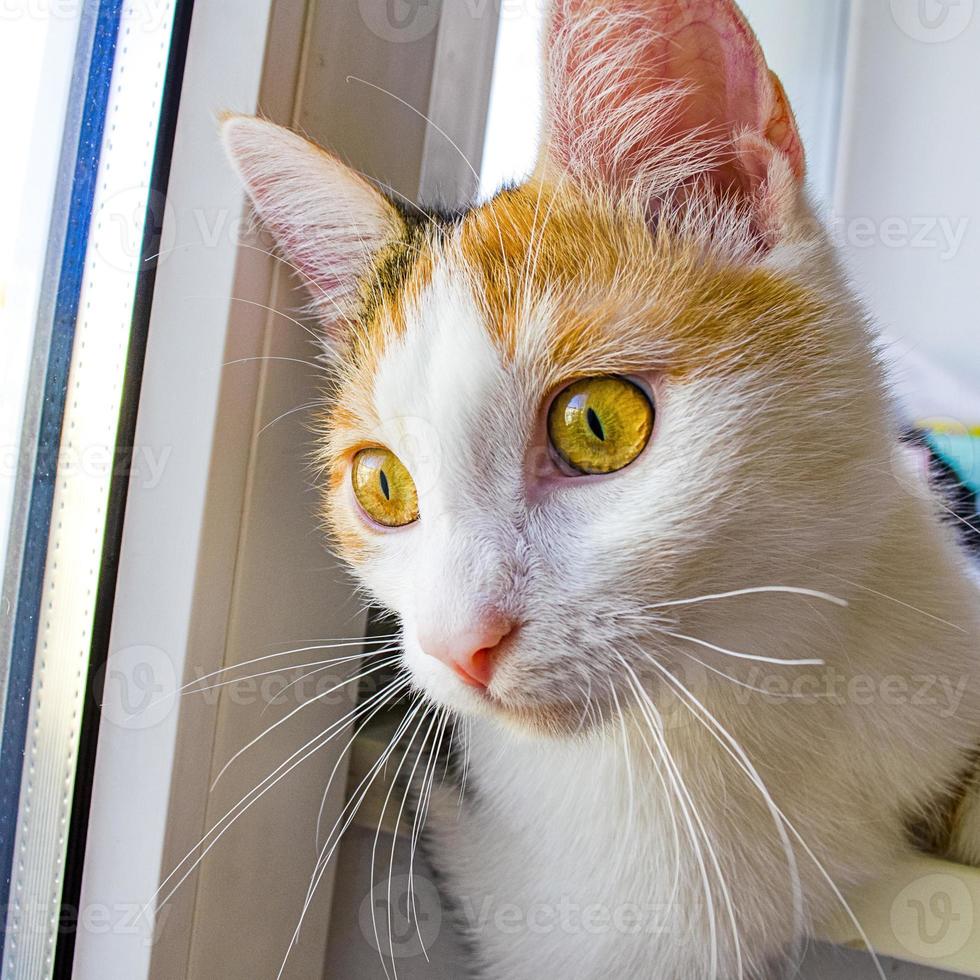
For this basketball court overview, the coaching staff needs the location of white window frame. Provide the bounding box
[73,1,498,978]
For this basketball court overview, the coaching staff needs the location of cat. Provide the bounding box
[221,0,980,976]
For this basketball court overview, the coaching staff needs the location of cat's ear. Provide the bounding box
[221,115,403,332]
[542,0,806,244]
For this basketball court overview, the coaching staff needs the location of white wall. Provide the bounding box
[479,2,546,197]
[739,0,852,206]
[837,0,980,422]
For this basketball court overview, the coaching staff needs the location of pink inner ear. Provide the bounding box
[222,117,401,320]
[244,178,346,297]
[549,0,805,206]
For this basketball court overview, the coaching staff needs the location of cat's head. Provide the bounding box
[223,0,887,736]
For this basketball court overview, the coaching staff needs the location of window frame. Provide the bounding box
[72,1,500,977]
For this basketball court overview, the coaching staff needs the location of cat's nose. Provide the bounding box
[418,617,515,690]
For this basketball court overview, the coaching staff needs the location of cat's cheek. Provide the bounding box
[324,499,375,567]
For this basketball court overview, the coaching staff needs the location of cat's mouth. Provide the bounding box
[404,627,624,737]
[426,663,616,739]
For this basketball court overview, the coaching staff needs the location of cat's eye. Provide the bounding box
[547,377,654,475]
[351,447,420,527]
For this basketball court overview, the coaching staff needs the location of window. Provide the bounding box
[0,2,187,975]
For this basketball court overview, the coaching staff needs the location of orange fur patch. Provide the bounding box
[458,181,828,383]
[318,180,830,557]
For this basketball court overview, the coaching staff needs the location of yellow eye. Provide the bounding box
[548,377,654,475]
[351,447,420,528]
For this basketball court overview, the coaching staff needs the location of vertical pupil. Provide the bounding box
[379,468,391,501]
[586,407,605,442]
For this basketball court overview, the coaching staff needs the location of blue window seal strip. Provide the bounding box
[0,0,125,939]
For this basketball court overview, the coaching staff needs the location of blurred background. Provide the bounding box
[1,1,978,978]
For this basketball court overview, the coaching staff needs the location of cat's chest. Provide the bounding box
[424,727,718,980]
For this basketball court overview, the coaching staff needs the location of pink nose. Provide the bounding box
[419,617,514,690]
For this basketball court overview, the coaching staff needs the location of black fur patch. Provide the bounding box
[355,197,471,330]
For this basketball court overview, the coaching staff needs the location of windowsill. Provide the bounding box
[822,852,980,977]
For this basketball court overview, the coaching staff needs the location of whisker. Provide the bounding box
[645,586,849,610]
[314,678,413,849]
[284,694,424,980]
[458,717,473,809]
[675,649,814,697]
[936,496,980,539]
[835,574,967,634]
[221,293,326,348]
[650,649,803,937]
[611,667,684,916]
[407,709,447,952]
[224,355,325,371]
[346,76,480,185]
[621,664,722,978]
[657,628,825,667]
[353,170,445,234]
[256,400,321,438]
[184,651,384,702]
[145,240,334,316]
[144,680,407,921]
[344,74,516,300]
[385,710,442,971]
[608,681,637,846]
[370,709,433,980]
[231,240,356,329]
[260,644,399,718]
[157,634,397,703]
[441,714,460,787]
[210,656,401,790]
[709,531,967,634]
[626,661,744,978]
[573,682,592,735]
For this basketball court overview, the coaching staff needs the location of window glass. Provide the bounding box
[0,11,80,571]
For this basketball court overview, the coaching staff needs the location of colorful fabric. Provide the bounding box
[924,432,980,499]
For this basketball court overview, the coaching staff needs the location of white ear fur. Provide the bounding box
[221,115,402,332]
